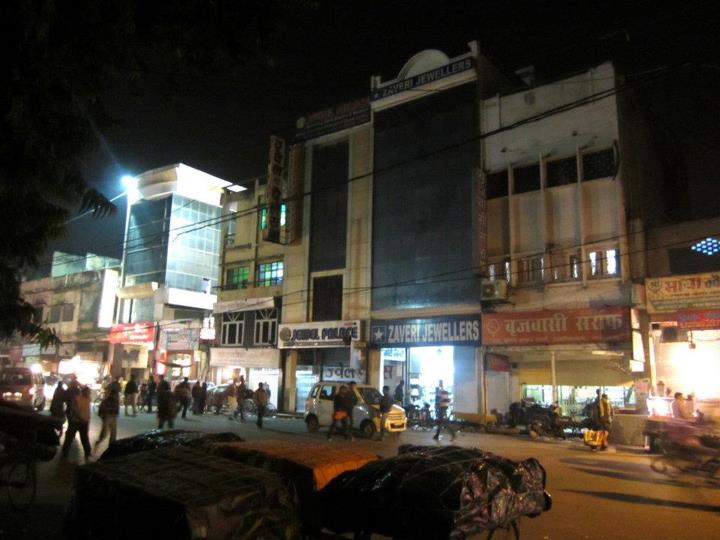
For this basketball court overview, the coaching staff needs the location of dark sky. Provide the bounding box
[45,0,719,268]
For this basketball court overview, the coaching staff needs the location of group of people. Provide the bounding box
[217,376,271,429]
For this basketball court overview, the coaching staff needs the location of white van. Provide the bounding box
[304,382,407,438]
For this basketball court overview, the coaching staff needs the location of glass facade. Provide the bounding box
[124,194,221,292]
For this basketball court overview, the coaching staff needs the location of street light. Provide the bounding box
[121,175,140,205]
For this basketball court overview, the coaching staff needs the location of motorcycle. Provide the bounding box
[649,422,720,483]
[507,400,566,439]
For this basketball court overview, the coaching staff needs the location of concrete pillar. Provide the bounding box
[367,348,380,389]
[283,350,297,413]
[550,351,558,402]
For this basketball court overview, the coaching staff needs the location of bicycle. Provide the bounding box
[0,434,38,511]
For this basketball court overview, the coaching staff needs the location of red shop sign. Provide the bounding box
[482,308,630,346]
[109,322,155,344]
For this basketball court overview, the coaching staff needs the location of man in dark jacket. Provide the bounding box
[157,378,177,429]
[124,374,139,417]
[146,376,157,413]
[199,381,208,414]
[377,386,394,441]
[50,380,66,435]
[254,382,269,429]
[175,377,192,419]
[191,381,201,415]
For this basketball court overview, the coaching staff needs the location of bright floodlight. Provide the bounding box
[121,175,140,205]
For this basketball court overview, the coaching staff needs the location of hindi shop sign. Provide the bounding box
[676,309,720,330]
[108,322,155,344]
[278,320,360,349]
[646,272,720,312]
[371,57,473,101]
[370,315,481,348]
[482,308,630,346]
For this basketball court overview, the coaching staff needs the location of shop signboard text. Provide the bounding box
[371,315,481,347]
[278,320,360,349]
[109,322,155,344]
[646,272,720,312]
[482,308,629,345]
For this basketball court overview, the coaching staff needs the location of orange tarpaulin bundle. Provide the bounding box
[212,440,378,490]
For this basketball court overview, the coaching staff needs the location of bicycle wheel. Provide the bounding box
[7,459,37,510]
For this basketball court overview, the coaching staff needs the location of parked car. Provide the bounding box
[304,382,407,438]
[0,367,46,411]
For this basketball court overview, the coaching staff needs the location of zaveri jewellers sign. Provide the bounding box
[278,320,360,349]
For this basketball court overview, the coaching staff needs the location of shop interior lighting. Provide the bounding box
[691,237,720,256]
[226,184,244,192]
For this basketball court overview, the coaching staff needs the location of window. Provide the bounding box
[583,148,616,181]
[312,275,343,321]
[513,163,540,194]
[62,304,74,322]
[550,250,582,282]
[225,266,249,290]
[259,203,287,231]
[589,248,619,278]
[257,261,283,287]
[487,259,511,281]
[32,306,44,323]
[517,255,544,284]
[319,385,336,400]
[48,305,62,323]
[221,312,244,345]
[487,170,508,199]
[254,309,277,345]
[546,157,577,187]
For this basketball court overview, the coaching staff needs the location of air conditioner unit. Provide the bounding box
[481,280,508,302]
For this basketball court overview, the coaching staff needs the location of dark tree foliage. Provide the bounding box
[0,0,313,345]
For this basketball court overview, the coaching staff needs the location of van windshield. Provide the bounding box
[0,370,32,386]
[360,387,381,405]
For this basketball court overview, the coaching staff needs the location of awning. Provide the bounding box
[213,297,275,314]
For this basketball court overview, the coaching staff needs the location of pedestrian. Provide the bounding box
[61,379,92,462]
[191,380,201,414]
[50,380,66,436]
[138,382,148,412]
[123,374,139,416]
[225,379,238,420]
[146,376,157,413]
[157,379,177,429]
[433,380,456,442]
[235,375,247,420]
[347,381,359,430]
[254,382,269,429]
[377,385,394,441]
[157,374,170,392]
[671,392,691,420]
[327,385,353,441]
[175,377,192,419]
[199,381,208,414]
[394,379,405,406]
[95,384,120,451]
[595,393,613,450]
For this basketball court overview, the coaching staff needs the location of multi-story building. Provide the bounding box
[1,251,120,385]
[112,163,237,382]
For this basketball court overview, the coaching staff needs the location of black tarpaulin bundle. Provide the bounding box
[65,446,299,540]
[318,445,550,540]
[99,429,243,460]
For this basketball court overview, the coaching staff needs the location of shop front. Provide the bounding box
[482,308,634,416]
[646,273,720,418]
[108,322,155,381]
[278,320,363,413]
[209,347,281,408]
[369,315,481,415]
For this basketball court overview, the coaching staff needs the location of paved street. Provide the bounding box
[1,411,719,539]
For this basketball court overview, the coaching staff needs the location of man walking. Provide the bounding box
[146,376,157,413]
[157,378,177,429]
[96,384,120,451]
[61,377,92,462]
[433,380,455,442]
[175,377,192,419]
[377,385,394,441]
[225,379,238,420]
[124,374,138,417]
[254,382,269,429]
[191,380,201,415]
[199,381,208,414]
[235,375,247,421]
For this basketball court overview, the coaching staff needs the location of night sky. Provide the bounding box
[44,0,720,269]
